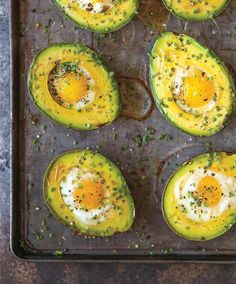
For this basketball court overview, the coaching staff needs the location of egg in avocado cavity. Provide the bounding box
[28,43,121,130]
[162,0,231,21]
[54,0,139,33]
[43,149,135,236]
[162,152,236,241]
[149,32,236,137]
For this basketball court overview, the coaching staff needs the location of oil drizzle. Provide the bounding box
[118,76,154,121]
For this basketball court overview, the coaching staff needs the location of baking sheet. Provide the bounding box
[10,0,236,261]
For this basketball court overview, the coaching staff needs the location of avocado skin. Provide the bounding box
[54,0,139,33]
[149,32,236,137]
[28,43,121,131]
[162,152,236,241]
[43,149,135,236]
[162,0,231,21]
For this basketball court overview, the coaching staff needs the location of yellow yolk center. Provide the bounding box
[180,69,215,108]
[54,73,88,104]
[73,180,104,210]
[195,176,222,207]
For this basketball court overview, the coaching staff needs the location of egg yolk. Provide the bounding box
[53,73,88,104]
[180,69,215,108]
[73,180,104,210]
[195,176,222,207]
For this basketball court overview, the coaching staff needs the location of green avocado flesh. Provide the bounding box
[162,0,230,21]
[43,149,135,236]
[162,152,236,241]
[149,32,236,137]
[55,0,139,33]
[28,43,121,130]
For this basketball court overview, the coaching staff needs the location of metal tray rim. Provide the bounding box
[9,0,236,263]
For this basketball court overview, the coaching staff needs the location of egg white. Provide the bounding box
[77,0,115,14]
[174,169,236,222]
[74,66,95,110]
[60,167,111,225]
[172,67,217,114]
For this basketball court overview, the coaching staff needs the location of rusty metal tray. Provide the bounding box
[10,0,236,262]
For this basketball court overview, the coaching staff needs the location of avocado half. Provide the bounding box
[162,152,236,241]
[149,32,236,137]
[43,149,135,236]
[28,43,121,130]
[162,0,230,21]
[55,0,139,33]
